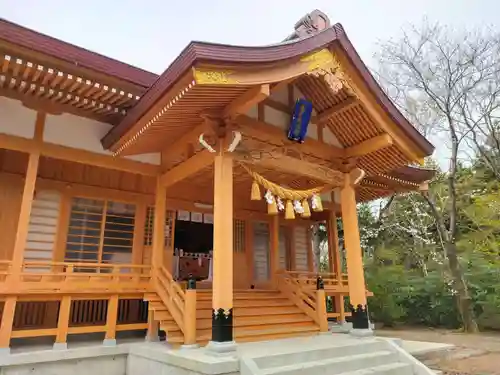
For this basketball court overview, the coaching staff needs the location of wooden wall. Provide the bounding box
[0,174,23,260]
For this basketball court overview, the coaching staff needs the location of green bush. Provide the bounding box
[365,262,500,330]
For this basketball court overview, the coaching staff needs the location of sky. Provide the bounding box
[0,0,498,167]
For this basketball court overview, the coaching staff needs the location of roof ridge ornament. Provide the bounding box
[283,10,331,41]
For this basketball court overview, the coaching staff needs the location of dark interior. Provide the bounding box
[174,220,213,253]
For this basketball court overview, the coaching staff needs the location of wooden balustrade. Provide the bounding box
[276,272,320,324]
[282,270,349,290]
[0,261,151,294]
[152,265,197,345]
[0,261,152,350]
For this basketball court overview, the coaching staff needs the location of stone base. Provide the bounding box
[349,328,374,338]
[0,347,10,356]
[206,341,237,356]
[144,334,159,343]
[102,338,117,347]
[53,342,68,350]
[181,343,200,350]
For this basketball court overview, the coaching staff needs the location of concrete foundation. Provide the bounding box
[0,334,443,375]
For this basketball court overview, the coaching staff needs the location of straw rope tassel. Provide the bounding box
[301,199,311,218]
[313,195,324,212]
[285,200,295,220]
[268,199,278,215]
[251,180,261,200]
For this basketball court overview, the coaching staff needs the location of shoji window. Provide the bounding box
[24,191,61,271]
[64,197,136,269]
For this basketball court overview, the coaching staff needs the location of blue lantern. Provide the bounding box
[287,99,313,143]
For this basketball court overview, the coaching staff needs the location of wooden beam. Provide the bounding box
[234,150,344,186]
[0,132,159,176]
[160,85,270,162]
[344,134,393,158]
[223,84,270,117]
[160,122,209,162]
[159,149,214,188]
[334,47,425,162]
[235,115,344,160]
[312,97,358,124]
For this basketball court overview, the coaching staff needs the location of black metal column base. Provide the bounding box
[348,304,370,330]
[212,308,233,342]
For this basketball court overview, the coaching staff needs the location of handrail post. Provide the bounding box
[316,276,328,333]
[183,274,197,347]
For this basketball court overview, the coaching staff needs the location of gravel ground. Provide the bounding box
[376,328,500,375]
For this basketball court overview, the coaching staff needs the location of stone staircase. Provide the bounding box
[145,289,320,346]
[240,336,433,375]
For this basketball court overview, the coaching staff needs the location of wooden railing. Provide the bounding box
[0,261,151,294]
[282,271,349,290]
[276,271,322,326]
[0,261,152,350]
[152,265,197,345]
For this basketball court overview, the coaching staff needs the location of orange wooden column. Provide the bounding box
[269,216,280,284]
[340,170,370,330]
[152,178,166,269]
[54,296,72,349]
[327,209,345,321]
[103,295,119,346]
[9,111,43,280]
[210,151,235,346]
[327,210,341,275]
[0,297,16,353]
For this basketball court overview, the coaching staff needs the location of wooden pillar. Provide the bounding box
[211,151,234,344]
[183,277,197,345]
[9,151,40,279]
[0,297,16,352]
[132,202,147,265]
[152,178,166,269]
[269,216,280,284]
[146,310,159,342]
[316,278,328,332]
[54,296,71,349]
[288,226,296,271]
[103,295,119,345]
[245,219,254,285]
[306,226,314,272]
[327,210,341,275]
[327,209,344,319]
[340,172,369,329]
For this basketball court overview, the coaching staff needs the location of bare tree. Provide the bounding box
[374,21,500,332]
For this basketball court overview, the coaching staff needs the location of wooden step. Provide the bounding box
[193,313,313,330]
[196,299,294,308]
[153,310,174,321]
[167,323,319,344]
[195,306,303,317]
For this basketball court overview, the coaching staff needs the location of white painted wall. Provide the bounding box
[0,98,160,165]
[0,96,36,138]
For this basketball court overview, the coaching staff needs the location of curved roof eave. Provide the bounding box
[100,23,434,157]
[0,18,158,88]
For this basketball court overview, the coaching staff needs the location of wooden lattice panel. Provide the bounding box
[144,206,175,249]
[64,197,136,269]
[233,219,245,253]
